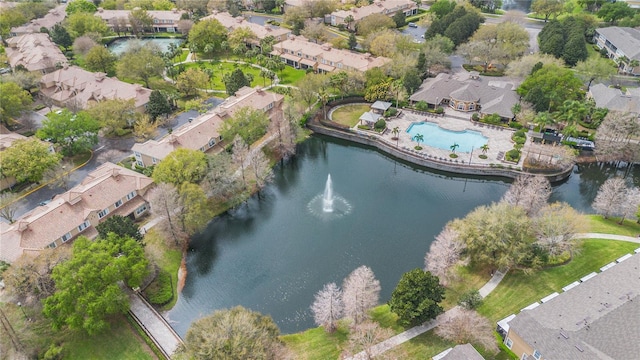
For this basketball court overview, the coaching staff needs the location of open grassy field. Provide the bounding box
[143,228,183,310]
[478,239,639,322]
[183,61,306,90]
[330,104,370,127]
[585,214,640,237]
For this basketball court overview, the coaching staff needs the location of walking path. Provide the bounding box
[128,290,184,359]
[347,232,640,359]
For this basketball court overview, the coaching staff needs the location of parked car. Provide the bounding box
[408,22,418,28]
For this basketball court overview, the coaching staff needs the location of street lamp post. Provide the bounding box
[17,302,28,321]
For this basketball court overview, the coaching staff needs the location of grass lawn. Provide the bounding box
[143,228,183,310]
[278,66,307,85]
[331,104,370,127]
[184,61,263,90]
[478,239,639,323]
[281,323,349,359]
[585,214,640,237]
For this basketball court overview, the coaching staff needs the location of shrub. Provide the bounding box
[299,112,310,126]
[514,129,526,137]
[414,145,423,150]
[435,106,444,114]
[472,113,479,121]
[479,154,488,159]
[509,121,523,129]
[42,343,64,360]
[449,153,458,158]
[513,136,526,145]
[505,149,521,162]
[458,289,483,309]
[374,119,386,130]
[384,108,398,117]
[144,270,173,305]
[358,124,370,130]
[415,101,429,111]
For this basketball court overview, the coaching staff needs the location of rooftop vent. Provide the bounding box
[575,345,584,352]
[560,331,569,339]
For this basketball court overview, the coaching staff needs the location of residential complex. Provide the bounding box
[132,86,284,167]
[409,72,520,120]
[594,26,640,75]
[201,11,291,46]
[95,8,186,33]
[271,35,390,73]
[5,33,67,73]
[588,83,640,115]
[10,3,67,36]
[329,0,418,29]
[0,163,154,263]
[39,65,152,111]
[499,251,640,360]
[432,344,485,360]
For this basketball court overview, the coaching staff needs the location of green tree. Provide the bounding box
[228,27,256,55]
[356,13,396,36]
[37,110,101,156]
[129,8,154,35]
[458,22,530,72]
[43,234,148,335]
[221,106,270,145]
[388,268,445,327]
[348,32,358,50]
[50,24,72,50]
[450,202,538,270]
[413,133,424,148]
[176,68,209,96]
[64,12,110,38]
[562,29,588,67]
[531,0,564,22]
[116,44,164,88]
[574,57,616,90]
[0,139,61,184]
[84,45,117,74]
[86,98,137,135]
[517,64,584,112]
[188,19,227,56]
[146,90,171,121]
[538,20,565,58]
[597,2,634,25]
[223,68,252,96]
[178,182,214,235]
[152,148,207,185]
[429,0,456,18]
[0,82,33,126]
[66,0,97,14]
[0,9,26,39]
[480,144,489,154]
[450,143,459,153]
[392,11,406,28]
[96,215,144,242]
[183,306,286,359]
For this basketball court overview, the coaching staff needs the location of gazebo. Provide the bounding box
[370,101,392,114]
[359,111,383,127]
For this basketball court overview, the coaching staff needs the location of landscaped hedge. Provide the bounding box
[144,270,173,306]
[505,149,521,162]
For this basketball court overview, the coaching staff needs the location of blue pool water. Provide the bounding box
[406,122,488,153]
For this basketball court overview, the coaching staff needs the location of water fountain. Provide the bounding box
[323,174,334,213]
[307,174,352,219]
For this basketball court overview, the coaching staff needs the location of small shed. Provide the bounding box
[359,111,383,126]
[370,101,392,114]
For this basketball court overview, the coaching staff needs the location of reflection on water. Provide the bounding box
[166,136,638,336]
[502,0,532,12]
[107,38,183,56]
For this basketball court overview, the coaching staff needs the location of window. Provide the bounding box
[136,160,144,167]
[297,52,301,57]
[469,104,475,110]
[115,199,123,208]
[134,151,142,159]
[458,103,464,110]
[209,138,216,147]
[61,232,72,242]
[337,63,343,69]
[126,191,137,200]
[77,221,90,232]
[267,102,274,109]
[135,204,148,215]
[505,338,513,349]
[533,350,542,360]
[152,157,158,164]
[98,208,110,219]
[48,242,57,249]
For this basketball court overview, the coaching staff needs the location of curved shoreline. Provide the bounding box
[307,119,573,182]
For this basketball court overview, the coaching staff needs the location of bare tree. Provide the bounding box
[149,183,184,245]
[177,19,194,36]
[0,192,21,224]
[42,160,74,191]
[501,175,551,216]
[424,226,466,286]
[3,247,71,300]
[534,202,586,256]
[311,282,344,333]
[269,112,297,161]
[249,149,273,195]
[342,321,395,360]
[619,187,640,224]
[435,309,498,353]
[72,36,99,57]
[595,111,640,164]
[592,177,627,219]
[342,265,381,325]
[232,135,249,190]
[203,152,241,201]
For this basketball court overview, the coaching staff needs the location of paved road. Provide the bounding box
[401,25,426,43]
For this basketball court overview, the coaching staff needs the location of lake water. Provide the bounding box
[165,136,638,335]
[107,38,183,56]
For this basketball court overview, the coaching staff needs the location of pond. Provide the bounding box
[165,135,639,336]
[107,37,183,56]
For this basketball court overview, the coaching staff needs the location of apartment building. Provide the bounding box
[594,27,640,76]
[95,8,186,33]
[0,163,154,263]
[201,11,291,46]
[132,86,284,167]
[5,33,68,73]
[10,4,67,36]
[329,0,418,29]
[271,35,390,73]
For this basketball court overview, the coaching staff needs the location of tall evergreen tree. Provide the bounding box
[146,90,171,121]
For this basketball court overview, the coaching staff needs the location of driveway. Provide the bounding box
[401,25,426,43]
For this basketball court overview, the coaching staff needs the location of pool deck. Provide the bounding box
[341,106,523,168]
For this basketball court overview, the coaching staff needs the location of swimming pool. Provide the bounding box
[406,122,488,153]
